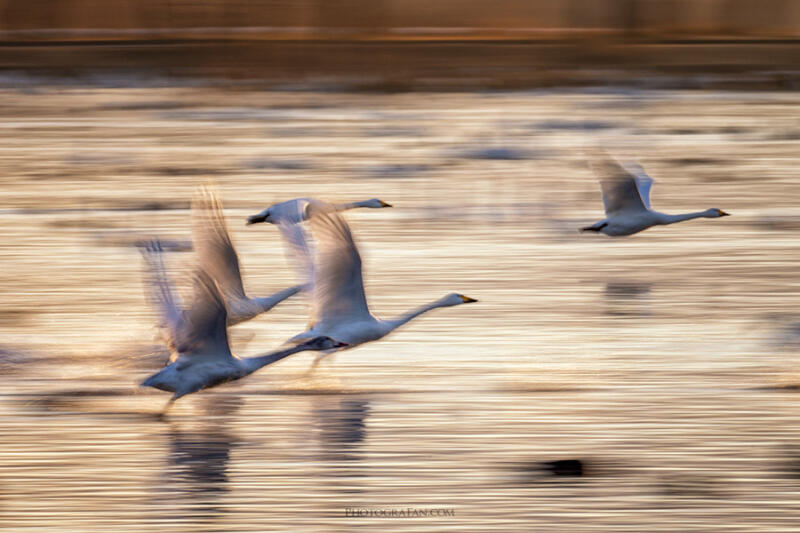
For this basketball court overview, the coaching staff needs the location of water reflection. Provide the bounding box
[311,396,370,500]
[313,396,370,463]
[603,280,652,317]
[158,396,241,522]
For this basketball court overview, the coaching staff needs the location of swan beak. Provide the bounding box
[380,200,393,207]
[718,210,730,217]
[246,213,267,225]
[459,295,478,303]
[334,340,349,348]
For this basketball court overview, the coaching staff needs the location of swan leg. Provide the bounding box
[161,395,177,415]
[305,350,338,376]
[159,389,189,417]
[305,354,324,376]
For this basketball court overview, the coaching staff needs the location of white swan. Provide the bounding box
[140,247,346,411]
[191,188,303,324]
[281,207,477,368]
[246,197,391,226]
[581,154,729,236]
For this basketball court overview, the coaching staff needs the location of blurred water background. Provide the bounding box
[4,1,800,531]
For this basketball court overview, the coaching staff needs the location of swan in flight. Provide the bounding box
[246,197,390,292]
[191,188,303,324]
[246,197,391,226]
[140,243,347,411]
[581,154,729,236]
[280,206,477,369]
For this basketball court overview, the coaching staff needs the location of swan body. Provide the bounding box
[582,155,729,237]
[282,207,477,360]
[140,258,346,406]
[246,197,391,226]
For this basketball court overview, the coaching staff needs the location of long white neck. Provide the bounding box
[384,298,451,331]
[656,211,712,225]
[240,344,309,375]
[253,285,302,313]
[335,200,374,211]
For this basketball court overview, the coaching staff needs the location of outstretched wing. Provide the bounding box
[192,187,247,301]
[140,239,184,346]
[178,269,233,360]
[277,220,315,290]
[623,162,654,210]
[307,208,372,327]
[589,153,650,216]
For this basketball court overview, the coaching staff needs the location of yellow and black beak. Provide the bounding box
[380,200,393,207]
[718,210,730,217]
[459,295,478,303]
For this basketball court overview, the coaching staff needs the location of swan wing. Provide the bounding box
[140,239,184,345]
[623,162,655,210]
[307,208,372,327]
[277,219,314,289]
[192,187,247,301]
[590,153,649,216]
[178,269,233,360]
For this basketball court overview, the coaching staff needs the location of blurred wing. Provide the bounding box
[140,239,184,343]
[308,209,371,326]
[192,187,247,301]
[590,154,649,216]
[179,269,233,360]
[624,162,655,210]
[277,220,314,289]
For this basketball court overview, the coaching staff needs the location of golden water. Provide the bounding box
[2,85,800,530]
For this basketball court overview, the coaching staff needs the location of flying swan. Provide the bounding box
[280,206,477,369]
[141,241,346,411]
[246,197,391,226]
[581,153,729,236]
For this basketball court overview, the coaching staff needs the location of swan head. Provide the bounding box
[439,293,478,307]
[706,208,730,218]
[300,336,349,351]
[246,208,272,225]
[363,198,392,208]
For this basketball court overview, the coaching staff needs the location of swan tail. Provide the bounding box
[141,366,176,392]
[580,222,608,233]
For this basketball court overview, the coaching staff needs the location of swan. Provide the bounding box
[246,197,391,226]
[581,153,729,236]
[280,206,477,369]
[140,246,347,411]
[191,187,303,324]
[246,197,389,293]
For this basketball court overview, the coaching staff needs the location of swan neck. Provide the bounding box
[658,211,710,225]
[241,344,306,374]
[336,200,370,211]
[253,285,302,313]
[386,299,447,330]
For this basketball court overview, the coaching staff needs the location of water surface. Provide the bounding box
[2,87,800,531]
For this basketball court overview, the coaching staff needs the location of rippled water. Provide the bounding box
[3,86,800,530]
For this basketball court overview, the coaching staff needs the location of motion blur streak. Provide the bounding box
[0,86,799,530]
[2,0,800,531]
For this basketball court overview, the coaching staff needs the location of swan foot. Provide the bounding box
[157,396,177,419]
[304,352,336,377]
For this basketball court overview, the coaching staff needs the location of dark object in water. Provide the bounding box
[542,459,584,476]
